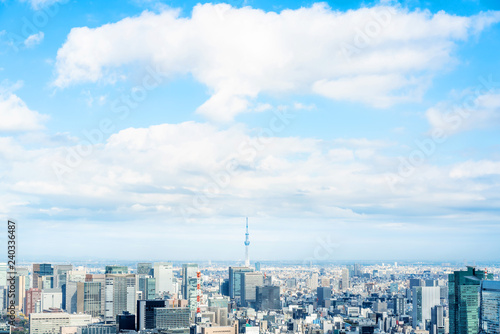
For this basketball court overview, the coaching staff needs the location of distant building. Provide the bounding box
[155,307,190,329]
[33,263,53,289]
[242,272,263,307]
[256,286,280,311]
[181,263,198,309]
[317,287,331,308]
[393,295,406,316]
[228,267,254,301]
[137,299,166,331]
[137,263,153,275]
[155,262,175,295]
[431,305,445,334]
[25,288,42,316]
[29,313,92,334]
[104,266,128,274]
[412,286,440,329]
[104,274,136,323]
[341,268,350,291]
[138,276,156,300]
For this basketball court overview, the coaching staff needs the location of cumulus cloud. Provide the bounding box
[52,3,500,121]
[0,91,48,132]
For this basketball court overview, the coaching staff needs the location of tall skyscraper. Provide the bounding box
[393,295,406,315]
[449,267,492,334]
[154,262,174,295]
[317,287,331,307]
[244,218,250,267]
[33,263,53,289]
[431,305,445,334]
[181,263,198,310]
[241,272,263,307]
[25,288,42,316]
[53,264,73,289]
[341,268,350,291]
[104,274,136,323]
[479,280,500,333]
[77,281,102,318]
[138,277,156,300]
[412,286,440,329]
[228,267,254,301]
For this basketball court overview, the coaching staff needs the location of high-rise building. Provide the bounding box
[41,288,63,310]
[105,266,128,274]
[78,282,102,318]
[309,273,318,290]
[317,287,331,307]
[53,265,73,289]
[138,277,156,300]
[25,288,42,316]
[33,264,53,289]
[412,286,440,329]
[228,267,254,301]
[104,274,136,323]
[341,268,350,291]
[137,263,153,276]
[256,286,280,311]
[255,262,261,272]
[155,307,190,329]
[393,295,406,315]
[449,267,492,334]
[479,280,500,334]
[182,264,198,298]
[154,262,174,295]
[431,305,445,334]
[242,272,263,307]
[137,299,166,331]
[208,296,230,309]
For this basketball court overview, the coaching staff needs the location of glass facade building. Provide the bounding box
[480,280,500,334]
[155,307,190,329]
[449,267,493,334]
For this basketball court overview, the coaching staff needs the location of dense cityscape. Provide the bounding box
[2,222,500,334]
[2,0,500,333]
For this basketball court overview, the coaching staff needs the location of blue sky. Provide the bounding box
[1,0,500,262]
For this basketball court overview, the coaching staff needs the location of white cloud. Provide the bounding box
[24,31,44,48]
[0,92,48,132]
[53,4,500,121]
[426,91,500,136]
[450,160,500,179]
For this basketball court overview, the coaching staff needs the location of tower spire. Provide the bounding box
[244,217,250,267]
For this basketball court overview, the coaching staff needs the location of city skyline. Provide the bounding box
[1,0,500,261]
